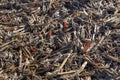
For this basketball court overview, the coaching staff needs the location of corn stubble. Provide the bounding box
[0,0,120,80]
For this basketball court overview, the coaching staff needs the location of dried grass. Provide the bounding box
[0,0,120,80]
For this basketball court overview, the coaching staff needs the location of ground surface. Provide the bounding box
[0,0,120,80]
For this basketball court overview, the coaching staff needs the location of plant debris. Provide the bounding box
[0,0,120,80]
